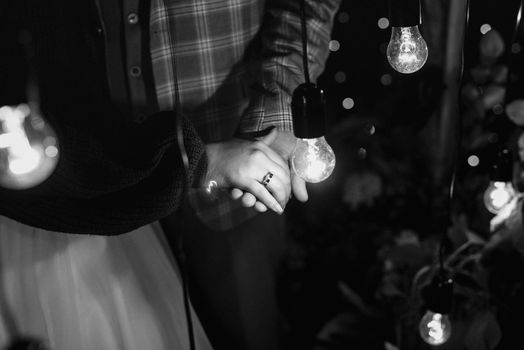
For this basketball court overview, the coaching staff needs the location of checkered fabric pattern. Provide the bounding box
[150,0,340,230]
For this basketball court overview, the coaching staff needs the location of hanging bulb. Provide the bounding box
[387,0,428,74]
[387,26,428,74]
[419,310,452,345]
[291,83,336,183]
[483,148,515,214]
[0,104,59,189]
[292,136,335,183]
[292,0,335,183]
[419,271,453,346]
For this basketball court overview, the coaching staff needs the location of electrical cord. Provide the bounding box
[505,0,524,104]
[165,1,196,347]
[299,0,311,84]
[174,107,196,350]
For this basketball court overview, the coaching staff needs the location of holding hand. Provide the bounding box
[230,130,310,213]
[204,128,291,214]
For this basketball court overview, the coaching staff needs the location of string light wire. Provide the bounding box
[161,0,195,348]
[300,0,311,84]
[173,60,197,350]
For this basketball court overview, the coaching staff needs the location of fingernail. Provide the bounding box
[273,202,284,214]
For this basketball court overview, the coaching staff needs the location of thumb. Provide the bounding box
[291,173,308,202]
[260,126,278,146]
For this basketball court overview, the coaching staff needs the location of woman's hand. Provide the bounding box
[204,128,291,214]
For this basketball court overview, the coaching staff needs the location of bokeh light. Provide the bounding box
[329,40,341,52]
[342,97,355,110]
[337,11,349,24]
[480,23,492,34]
[334,71,347,83]
[467,155,480,167]
[377,17,390,29]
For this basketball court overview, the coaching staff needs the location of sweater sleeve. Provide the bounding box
[0,111,207,236]
[0,8,207,235]
[238,0,341,134]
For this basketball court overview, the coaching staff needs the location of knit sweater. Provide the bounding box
[0,0,207,235]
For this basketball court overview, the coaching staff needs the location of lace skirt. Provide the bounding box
[0,216,212,350]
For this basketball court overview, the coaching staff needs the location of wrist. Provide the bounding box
[203,142,224,187]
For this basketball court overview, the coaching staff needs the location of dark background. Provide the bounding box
[279,0,524,349]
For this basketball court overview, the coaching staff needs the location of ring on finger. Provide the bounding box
[261,171,274,187]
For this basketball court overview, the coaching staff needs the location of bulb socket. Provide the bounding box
[490,148,513,182]
[388,0,422,27]
[291,83,326,139]
[422,272,453,314]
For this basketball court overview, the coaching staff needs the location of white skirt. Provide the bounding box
[0,216,212,350]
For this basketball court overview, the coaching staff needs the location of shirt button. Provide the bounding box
[129,65,142,77]
[136,113,147,123]
[127,13,139,24]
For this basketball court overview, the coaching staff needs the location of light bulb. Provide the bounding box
[419,311,452,346]
[0,104,59,189]
[483,181,516,214]
[291,136,335,183]
[387,26,428,74]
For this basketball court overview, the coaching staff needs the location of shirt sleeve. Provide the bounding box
[238,0,341,134]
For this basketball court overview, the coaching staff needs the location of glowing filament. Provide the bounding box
[0,104,59,189]
[483,181,516,214]
[419,311,451,346]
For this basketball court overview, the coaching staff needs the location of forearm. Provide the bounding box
[239,0,341,133]
[0,109,208,235]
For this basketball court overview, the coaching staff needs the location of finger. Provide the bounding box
[230,188,244,200]
[254,201,268,212]
[264,174,291,208]
[241,192,257,207]
[291,173,308,202]
[245,180,284,214]
[259,127,278,146]
[250,152,291,203]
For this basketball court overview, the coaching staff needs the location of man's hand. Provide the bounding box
[268,131,308,202]
[204,128,291,214]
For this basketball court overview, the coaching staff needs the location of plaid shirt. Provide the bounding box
[149,0,340,230]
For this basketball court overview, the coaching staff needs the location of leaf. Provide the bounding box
[453,271,482,291]
[465,230,486,245]
[481,85,505,109]
[314,312,385,350]
[464,310,502,350]
[479,29,505,65]
[506,99,524,126]
[315,312,363,348]
[384,341,399,350]
[378,279,407,300]
[338,281,381,317]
